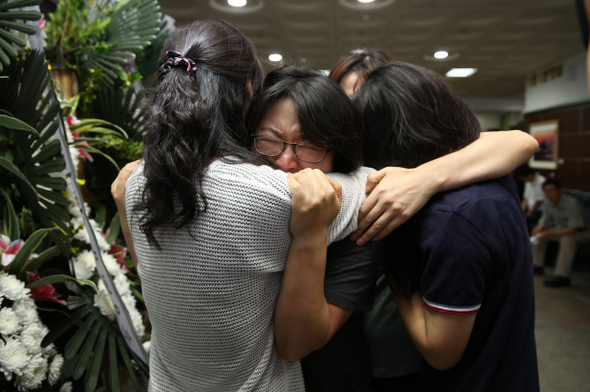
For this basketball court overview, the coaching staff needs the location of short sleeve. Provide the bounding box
[327,167,374,243]
[418,210,491,315]
[323,238,383,311]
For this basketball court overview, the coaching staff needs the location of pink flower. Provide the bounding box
[108,244,129,274]
[75,141,94,162]
[66,114,80,127]
[26,270,67,306]
[67,115,94,162]
[1,234,24,268]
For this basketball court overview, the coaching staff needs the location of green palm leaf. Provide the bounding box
[0,113,39,134]
[0,50,71,233]
[41,305,91,347]
[8,227,55,276]
[85,320,109,392]
[73,0,163,87]
[0,187,19,240]
[107,333,120,392]
[0,0,42,71]
[95,86,146,140]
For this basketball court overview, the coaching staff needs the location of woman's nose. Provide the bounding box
[274,145,300,173]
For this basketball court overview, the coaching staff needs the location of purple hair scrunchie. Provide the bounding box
[158,51,197,80]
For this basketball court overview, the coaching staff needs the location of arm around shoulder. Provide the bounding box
[352,131,538,244]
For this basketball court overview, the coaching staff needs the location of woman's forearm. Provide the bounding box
[274,233,332,361]
[274,232,353,361]
[111,160,140,270]
[397,292,476,371]
[117,206,138,270]
[421,130,538,193]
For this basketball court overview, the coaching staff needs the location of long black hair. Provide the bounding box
[354,62,481,299]
[246,65,363,174]
[354,62,481,170]
[137,19,265,247]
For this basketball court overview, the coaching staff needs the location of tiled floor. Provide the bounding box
[534,266,590,392]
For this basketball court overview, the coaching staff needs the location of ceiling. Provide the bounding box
[159,0,583,110]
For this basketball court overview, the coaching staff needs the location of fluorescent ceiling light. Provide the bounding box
[446,68,477,78]
[434,51,448,59]
[269,53,283,62]
[228,0,247,7]
[358,0,375,2]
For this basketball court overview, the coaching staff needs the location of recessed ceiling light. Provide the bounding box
[340,0,394,11]
[228,0,247,6]
[446,68,477,78]
[269,54,282,62]
[434,51,448,59]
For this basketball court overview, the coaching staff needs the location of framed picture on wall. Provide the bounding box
[529,120,559,170]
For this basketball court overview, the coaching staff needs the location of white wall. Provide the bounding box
[524,52,590,113]
[474,111,523,131]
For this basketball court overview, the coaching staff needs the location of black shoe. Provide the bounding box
[533,266,544,275]
[543,276,571,288]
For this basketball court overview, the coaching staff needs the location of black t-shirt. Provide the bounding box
[301,237,383,392]
[386,176,539,392]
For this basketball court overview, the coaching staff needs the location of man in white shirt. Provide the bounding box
[515,165,546,232]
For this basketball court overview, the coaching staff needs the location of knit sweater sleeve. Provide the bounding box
[327,166,374,243]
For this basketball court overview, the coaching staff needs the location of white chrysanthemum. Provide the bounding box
[94,282,115,320]
[15,353,47,391]
[0,272,30,301]
[20,323,47,355]
[13,297,39,326]
[0,337,29,377]
[73,250,96,280]
[113,273,132,297]
[59,381,73,392]
[66,193,87,219]
[0,307,21,335]
[43,343,57,357]
[121,293,145,338]
[130,307,145,338]
[72,219,111,252]
[48,353,64,386]
[72,218,111,252]
[102,253,122,277]
[142,340,151,355]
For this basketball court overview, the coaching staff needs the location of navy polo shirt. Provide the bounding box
[388,176,539,392]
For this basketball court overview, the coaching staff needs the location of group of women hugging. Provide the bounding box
[111,19,541,392]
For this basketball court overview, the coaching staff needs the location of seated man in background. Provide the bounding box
[514,164,546,232]
[531,178,590,287]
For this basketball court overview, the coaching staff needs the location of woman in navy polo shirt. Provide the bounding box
[354,61,540,392]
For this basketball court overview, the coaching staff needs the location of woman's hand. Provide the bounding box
[350,167,438,245]
[287,168,343,239]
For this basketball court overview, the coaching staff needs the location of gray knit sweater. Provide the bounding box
[126,159,372,391]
